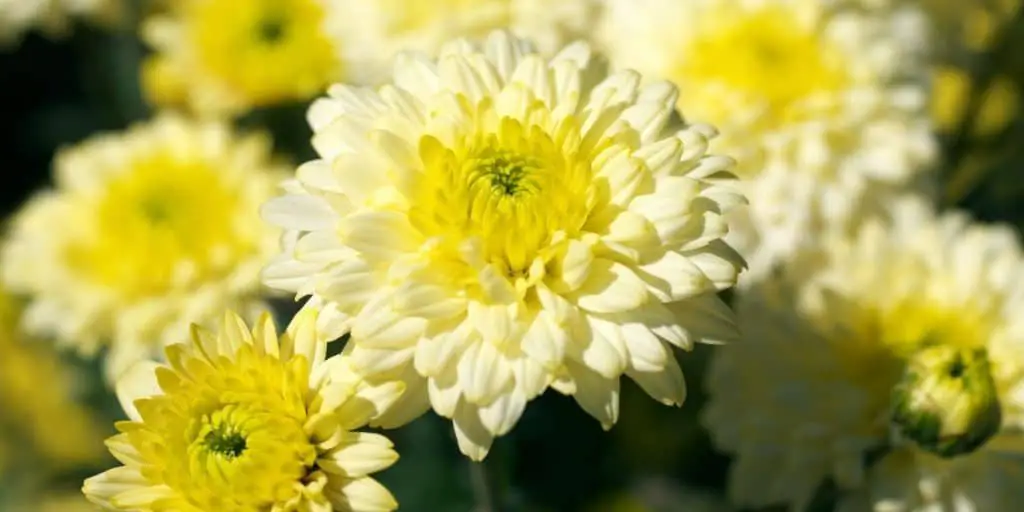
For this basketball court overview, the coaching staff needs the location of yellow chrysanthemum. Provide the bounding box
[1,115,285,381]
[0,0,121,46]
[141,0,349,115]
[0,290,107,472]
[83,309,403,511]
[704,198,1024,510]
[597,0,936,279]
[263,31,747,460]
[335,0,599,83]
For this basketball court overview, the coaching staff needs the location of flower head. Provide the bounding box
[597,0,936,278]
[704,198,1024,510]
[263,31,746,460]
[334,0,599,84]
[83,309,403,511]
[142,0,349,115]
[1,115,285,381]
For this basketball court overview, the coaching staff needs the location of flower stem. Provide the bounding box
[469,456,504,512]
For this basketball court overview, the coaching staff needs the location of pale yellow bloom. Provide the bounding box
[1,115,285,381]
[704,198,1024,510]
[598,0,936,279]
[142,0,349,115]
[0,0,121,46]
[0,290,107,472]
[335,0,599,83]
[263,31,747,460]
[83,309,403,511]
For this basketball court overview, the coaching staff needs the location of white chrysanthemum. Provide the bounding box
[263,31,747,460]
[335,0,599,84]
[83,309,403,511]
[0,0,120,46]
[704,197,1024,510]
[1,115,285,381]
[597,0,936,279]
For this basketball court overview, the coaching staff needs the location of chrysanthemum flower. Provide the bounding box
[0,289,107,472]
[335,0,599,83]
[704,197,1024,510]
[0,0,120,46]
[141,0,351,115]
[597,0,936,278]
[83,309,403,511]
[1,115,285,381]
[263,31,747,460]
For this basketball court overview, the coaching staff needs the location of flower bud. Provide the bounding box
[890,345,1001,458]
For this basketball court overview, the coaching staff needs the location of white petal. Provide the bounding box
[458,341,512,405]
[320,432,397,478]
[683,240,745,290]
[521,311,567,370]
[341,211,422,262]
[116,360,163,422]
[336,477,398,512]
[620,320,669,372]
[453,401,495,461]
[626,353,686,406]
[478,390,527,437]
[575,259,649,313]
[262,194,337,231]
[638,250,711,301]
[566,361,620,430]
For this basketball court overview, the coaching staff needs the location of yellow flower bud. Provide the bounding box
[891,345,1001,458]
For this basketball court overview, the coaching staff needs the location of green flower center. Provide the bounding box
[473,150,540,197]
[203,424,248,459]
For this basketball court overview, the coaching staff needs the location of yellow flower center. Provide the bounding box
[64,152,249,299]
[188,0,340,105]
[410,116,593,278]
[675,5,851,131]
[129,346,317,510]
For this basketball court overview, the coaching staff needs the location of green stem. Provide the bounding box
[469,457,504,512]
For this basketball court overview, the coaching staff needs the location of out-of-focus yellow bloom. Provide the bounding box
[83,309,404,511]
[142,0,348,115]
[931,66,1019,137]
[334,0,599,83]
[0,291,107,473]
[1,115,285,382]
[263,31,747,461]
[0,0,121,46]
[705,198,1024,510]
[598,0,936,279]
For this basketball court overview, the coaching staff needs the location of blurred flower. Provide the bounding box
[334,0,599,83]
[931,66,1019,138]
[83,309,404,511]
[867,0,1021,52]
[263,31,746,460]
[0,290,107,473]
[141,0,351,115]
[597,0,936,278]
[0,0,121,47]
[704,197,1024,510]
[1,115,285,382]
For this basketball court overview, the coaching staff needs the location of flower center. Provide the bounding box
[202,422,248,459]
[674,5,851,129]
[257,15,286,44]
[473,149,540,197]
[411,119,593,277]
[64,152,247,298]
